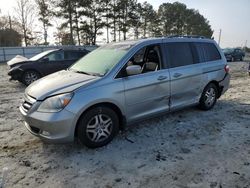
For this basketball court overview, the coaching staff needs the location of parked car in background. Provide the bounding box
[20,36,230,148]
[248,63,250,76]
[222,48,245,62]
[7,48,89,85]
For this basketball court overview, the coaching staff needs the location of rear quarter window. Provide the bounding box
[194,42,221,63]
[165,42,194,68]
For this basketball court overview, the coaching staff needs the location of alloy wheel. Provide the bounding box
[86,114,113,143]
[204,88,216,107]
[24,71,39,85]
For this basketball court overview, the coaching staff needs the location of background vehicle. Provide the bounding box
[7,48,89,85]
[223,48,245,62]
[20,36,230,148]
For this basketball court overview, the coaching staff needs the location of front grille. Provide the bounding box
[22,101,32,112]
[21,94,36,113]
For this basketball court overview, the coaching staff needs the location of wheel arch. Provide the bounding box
[22,68,43,77]
[74,102,126,138]
[205,80,222,98]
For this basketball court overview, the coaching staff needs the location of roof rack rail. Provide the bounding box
[167,35,207,39]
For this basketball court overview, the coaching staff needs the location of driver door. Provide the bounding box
[121,44,171,122]
[39,50,65,75]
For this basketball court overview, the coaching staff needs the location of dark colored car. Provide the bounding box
[7,49,89,85]
[223,48,245,62]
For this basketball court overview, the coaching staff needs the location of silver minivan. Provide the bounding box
[20,36,230,148]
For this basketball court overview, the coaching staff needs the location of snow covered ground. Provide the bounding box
[0,61,250,188]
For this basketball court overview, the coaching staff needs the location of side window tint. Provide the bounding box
[78,51,87,58]
[46,51,64,61]
[133,47,146,63]
[165,42,194,68]
[195,42,221,63]
[64,51,79,60]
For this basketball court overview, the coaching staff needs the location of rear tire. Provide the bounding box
[199,83,218,111]
[77,106,119,148]
[22,70,40,86]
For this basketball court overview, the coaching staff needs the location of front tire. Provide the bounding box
[199,83,218,110]
[77,106,119,148]
[22,70,40,85]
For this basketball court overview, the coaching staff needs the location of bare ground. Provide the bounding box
[0,61,250,188]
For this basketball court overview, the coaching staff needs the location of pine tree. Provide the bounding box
[140,2,155,38]
[55,0,76,45]
[128,1,141,39]
[78,0,106,45]
[36,0,52,45]
[158,2,213,38]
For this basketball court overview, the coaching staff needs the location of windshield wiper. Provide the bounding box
[70,69,102,77]
[75,70,92,75]
[91,72,103,77]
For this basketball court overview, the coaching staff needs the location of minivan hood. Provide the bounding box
[7,55,29,67]
[26,70,98,100]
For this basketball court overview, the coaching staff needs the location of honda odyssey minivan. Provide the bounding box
[20,36,230,148]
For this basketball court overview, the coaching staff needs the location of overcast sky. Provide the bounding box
[0,0,249,48]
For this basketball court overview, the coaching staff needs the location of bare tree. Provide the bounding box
[14,0,35,46]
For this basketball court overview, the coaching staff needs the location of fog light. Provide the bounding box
[41,131,50,136]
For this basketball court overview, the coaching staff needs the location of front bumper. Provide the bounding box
[20,101,77,143]
[8,67,23,81]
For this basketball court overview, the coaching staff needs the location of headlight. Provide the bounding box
[37,93,73,112]
[8,66,22,74]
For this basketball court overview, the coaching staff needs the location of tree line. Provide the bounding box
[0,0,213,47]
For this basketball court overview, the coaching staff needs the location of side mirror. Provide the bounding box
[126,65,142,76]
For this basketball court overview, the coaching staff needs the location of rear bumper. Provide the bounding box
[219,73,230,95]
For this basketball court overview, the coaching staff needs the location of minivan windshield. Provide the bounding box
[70,43,134,76]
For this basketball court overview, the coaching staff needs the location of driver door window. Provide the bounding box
[121,44,162,77]
[40,51,65,75]
[45,51,64,62]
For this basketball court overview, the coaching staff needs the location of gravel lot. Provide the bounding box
[0,61,250,188]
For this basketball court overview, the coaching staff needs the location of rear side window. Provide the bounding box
[165,42,194,68]
[64,51,82,60]
[194,42,221,63]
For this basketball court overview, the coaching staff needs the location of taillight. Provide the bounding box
[224,65,230,73]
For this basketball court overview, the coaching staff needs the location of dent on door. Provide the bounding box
[169,65,203,109]
[124,70,170,121]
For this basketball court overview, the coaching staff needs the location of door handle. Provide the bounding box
[173,73,182,78]
[157,75,167,81]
